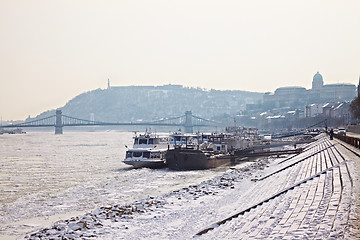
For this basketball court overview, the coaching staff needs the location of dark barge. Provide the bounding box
[165,148,233,170]
[165,133,237,170]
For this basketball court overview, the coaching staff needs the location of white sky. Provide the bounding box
[1,0,359,120]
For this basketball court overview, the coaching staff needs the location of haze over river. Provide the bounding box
[0,131,237,239]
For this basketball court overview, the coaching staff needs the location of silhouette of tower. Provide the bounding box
[107,78,111,90]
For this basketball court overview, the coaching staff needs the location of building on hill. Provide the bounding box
[263,72,357,109]
[311,72,356,102]
[320,83,357,102]
[263,87,307,108]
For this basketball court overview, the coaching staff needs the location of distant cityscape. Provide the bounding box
[3,72,359,131]
[241,71,358,129]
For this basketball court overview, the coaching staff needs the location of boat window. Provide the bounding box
[134,139,139,144]
[126,151,132,158]
[139,139,147,144]
[143,152,150,158]
[217,146,221,151]
[133,152,142,157]
[148,139,154,144]
[151,152,160,158]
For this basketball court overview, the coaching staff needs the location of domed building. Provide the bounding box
[263,71,357,109]
[312,71,324,90]
[311,71,356,103]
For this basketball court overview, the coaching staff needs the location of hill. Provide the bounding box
[29,85,263,122]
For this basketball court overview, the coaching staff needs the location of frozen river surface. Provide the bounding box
[0,131,244,239]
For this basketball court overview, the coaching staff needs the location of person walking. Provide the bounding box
[329,129,334,140]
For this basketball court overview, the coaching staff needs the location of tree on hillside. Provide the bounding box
[350,96,360,122]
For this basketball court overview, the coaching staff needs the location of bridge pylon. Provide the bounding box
[55,109,63,134]
[184,111,193,133]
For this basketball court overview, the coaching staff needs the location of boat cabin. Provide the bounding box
[170,133,200,148]
[133,134,169,149]
[126,149,164,159]
[207,135,228,152]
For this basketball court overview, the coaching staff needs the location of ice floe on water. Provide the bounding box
[24,158,266,239]
[0,131,257,239]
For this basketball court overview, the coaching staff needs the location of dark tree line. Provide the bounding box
[350,96,360,121]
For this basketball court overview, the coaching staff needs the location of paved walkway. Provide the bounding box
[197,134,360,239]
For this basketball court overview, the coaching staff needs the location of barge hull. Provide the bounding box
[165,148,231,170]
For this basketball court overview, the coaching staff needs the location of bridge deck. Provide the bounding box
[197,135,360,239]
[0,111,215,134]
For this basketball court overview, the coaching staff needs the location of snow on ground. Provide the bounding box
[24,158,271,239]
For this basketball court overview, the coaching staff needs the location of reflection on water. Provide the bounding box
[0,131,233,239]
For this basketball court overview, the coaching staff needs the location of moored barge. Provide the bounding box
[166,133,235,170]
[165,148,232,170]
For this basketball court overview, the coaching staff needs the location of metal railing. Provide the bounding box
[334,134,360,148]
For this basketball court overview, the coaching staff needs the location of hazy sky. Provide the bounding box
[1,0,359,120]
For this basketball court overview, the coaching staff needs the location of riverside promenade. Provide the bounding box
[197,134,360,239]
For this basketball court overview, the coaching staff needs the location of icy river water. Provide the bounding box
[0,131,241,239]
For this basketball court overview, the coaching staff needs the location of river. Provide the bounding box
[0,131,236,239]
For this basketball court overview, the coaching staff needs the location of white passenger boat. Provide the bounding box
[123,132,169,168]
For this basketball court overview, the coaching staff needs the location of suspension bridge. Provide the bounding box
[0,110,219,134]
